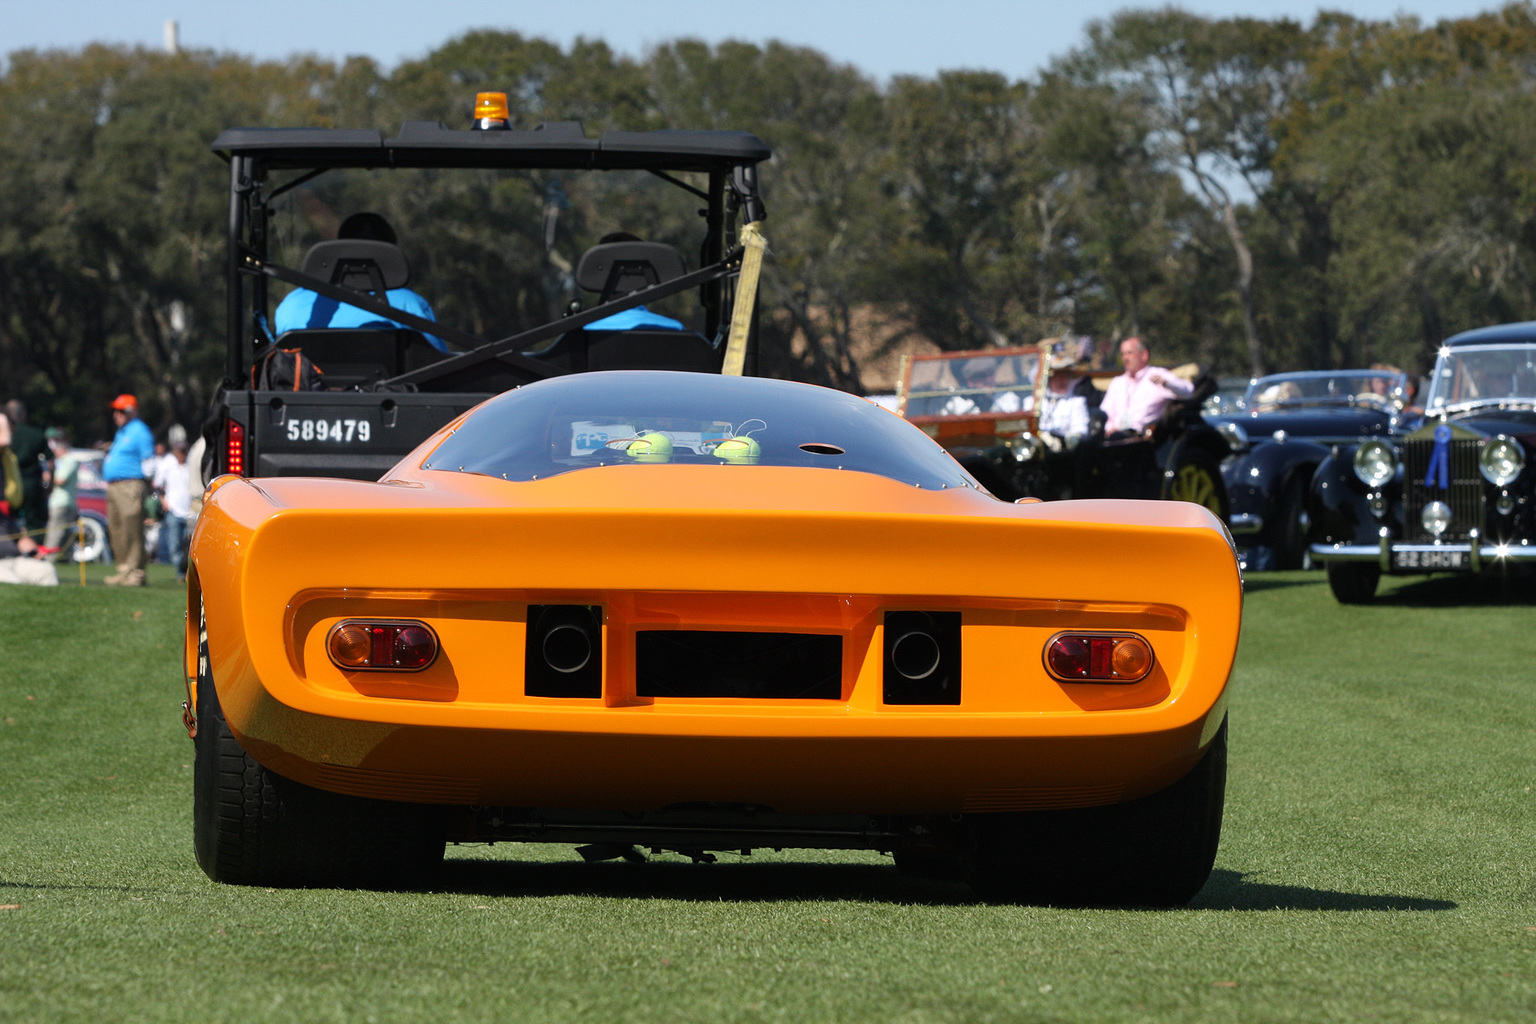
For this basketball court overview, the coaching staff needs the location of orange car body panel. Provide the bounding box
[189,461,1240,815]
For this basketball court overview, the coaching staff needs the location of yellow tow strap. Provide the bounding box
[720,221,767,376]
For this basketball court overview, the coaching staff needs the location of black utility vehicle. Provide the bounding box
[203,106,769,481]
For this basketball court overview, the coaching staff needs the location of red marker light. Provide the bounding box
[1045,632,1154,683]
[225,417,245,476]
[327,620,439,671]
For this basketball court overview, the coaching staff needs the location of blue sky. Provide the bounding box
[2,0,1512,82]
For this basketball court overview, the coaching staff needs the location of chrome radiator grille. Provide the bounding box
[1403,437,1484,542]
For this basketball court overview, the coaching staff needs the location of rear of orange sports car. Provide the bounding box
[186,373,1241,904]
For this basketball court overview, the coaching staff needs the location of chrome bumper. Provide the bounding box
[1310,527,1536,573]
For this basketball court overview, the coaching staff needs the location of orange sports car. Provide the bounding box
[186,370,1241,905]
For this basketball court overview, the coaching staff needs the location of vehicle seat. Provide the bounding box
[528,239,719,374]
[301,239,411,294]
[575,240,686,302]
[270,328,446,389]
[271,241,436,388]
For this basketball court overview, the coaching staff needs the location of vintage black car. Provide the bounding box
[896,348,1231,519]
[1309,322,1536,602]
[1208,369,1411,571]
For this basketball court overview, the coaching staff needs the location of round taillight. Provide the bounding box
[328,624,372,667]
[1044,632,1155,683]
[394,626,437,670]
[327,620,438,671]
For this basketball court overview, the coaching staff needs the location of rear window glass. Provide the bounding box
[421,371,975,490]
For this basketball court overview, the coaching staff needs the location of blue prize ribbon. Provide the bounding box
[1424,424,1451,489]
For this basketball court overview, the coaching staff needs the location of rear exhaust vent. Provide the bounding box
[525,605,602,698]
[636,632,842,699]
[883,611,961,705]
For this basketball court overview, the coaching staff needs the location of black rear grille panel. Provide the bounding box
[1403,437,1484,542]
[883,611,962,705]
[636,631,843,699]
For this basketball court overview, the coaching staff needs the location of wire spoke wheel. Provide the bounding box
[1169,464,1220,513]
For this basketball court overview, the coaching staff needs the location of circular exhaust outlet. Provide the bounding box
[890,630,942,680]
[542,623,593,674]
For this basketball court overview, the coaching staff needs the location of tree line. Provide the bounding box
[3,4,1535,442]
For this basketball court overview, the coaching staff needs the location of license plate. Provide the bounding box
[284,416,374,444]
[1393,549,1465,570]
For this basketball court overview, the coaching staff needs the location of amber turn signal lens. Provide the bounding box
[329,624,372,667]
[1044,632,1155,683]
[1111,636,1153,679]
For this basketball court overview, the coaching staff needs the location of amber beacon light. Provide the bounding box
[472,92,511,130]
[328,621,439,671]
[1044,632,1155,683]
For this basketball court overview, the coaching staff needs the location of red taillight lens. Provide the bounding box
[327,621,439,671]
[225,417,246,477]
[1045,632,1154,683]
[394,626,436,669]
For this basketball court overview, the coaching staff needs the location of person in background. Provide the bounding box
[153,440,192,582]
[41,428,79,560]
[1040,365,1091,446]
[0,408,18,512]
[0,499,57,586]
[149,440,175,564]
[1100,337,1193,438]
[103,393,155,587]
[4,400,48,534]
[274,212,448,352]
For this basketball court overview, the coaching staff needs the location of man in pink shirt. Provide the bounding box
[1100,337,1193,437]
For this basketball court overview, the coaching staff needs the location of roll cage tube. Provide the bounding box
[220,124,769,388]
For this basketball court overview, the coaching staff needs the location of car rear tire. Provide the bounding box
[1325,562,1379,604]
[193,605,446,887]
[964,718,1227,907]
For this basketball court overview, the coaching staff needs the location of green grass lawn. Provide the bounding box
[2,564,1533,1022]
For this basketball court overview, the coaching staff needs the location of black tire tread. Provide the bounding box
[1326,561,1380,604]
[193,604,445,887]
[965,717,1228,907]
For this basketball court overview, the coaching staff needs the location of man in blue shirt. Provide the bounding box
[274,213,448,352]
[103,393,156,587]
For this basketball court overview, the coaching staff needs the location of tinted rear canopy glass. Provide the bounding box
[422,371,976,490]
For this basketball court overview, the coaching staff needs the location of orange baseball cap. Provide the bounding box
[110,394,138,411]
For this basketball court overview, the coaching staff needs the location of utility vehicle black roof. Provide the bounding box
[211,121,772,172]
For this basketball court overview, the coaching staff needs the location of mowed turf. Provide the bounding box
[1,564,1533,1023]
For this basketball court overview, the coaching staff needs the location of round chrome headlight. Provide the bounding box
[1353,440,1397,488]
[1421,500,1452,538]
[1479,436,1525,487]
